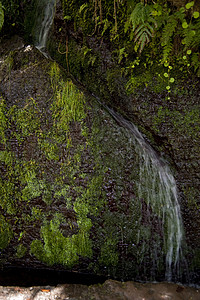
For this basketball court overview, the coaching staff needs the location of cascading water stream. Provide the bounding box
[33,0,56,58]
[102,105,184,281]
[32,0,184,281]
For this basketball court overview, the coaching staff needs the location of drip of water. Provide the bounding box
[102,105,184,281]
[34,0,56,58]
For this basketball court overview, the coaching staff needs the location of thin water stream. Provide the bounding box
[33,0,56,58]
[102,105,184,281]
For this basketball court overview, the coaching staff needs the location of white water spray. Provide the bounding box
[34,0,56,58]
[104,106,184,280]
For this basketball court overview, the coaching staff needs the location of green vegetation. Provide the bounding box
[61,0,200,97]
[0,1,4,31]
[30,213,92,266]
[0,62,108,268]
[16,244,27,258]
[153,106,200,137]
[0,215,13,249]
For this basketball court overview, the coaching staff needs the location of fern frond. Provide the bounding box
[134,24,145,36]
[161,15,178,46]
[138,33,149,53]
[146,22,155,33]
[174,8,185,23]
[130,2,146,30]
[163,42,173,61]
[128,2,157,53]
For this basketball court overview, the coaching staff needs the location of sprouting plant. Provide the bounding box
[125,2,157,53]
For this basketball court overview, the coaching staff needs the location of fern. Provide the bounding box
[163,42,173,62]
[127,2,157,53]
[129,2,153,31]
[161,16,178,61]
[182,18,200,49]
[161,16,178,46]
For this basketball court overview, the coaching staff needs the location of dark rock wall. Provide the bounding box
[48,0,200,270]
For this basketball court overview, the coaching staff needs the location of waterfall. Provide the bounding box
[101,105,184,281]
[33,0,56,58]
[31,0,184,280]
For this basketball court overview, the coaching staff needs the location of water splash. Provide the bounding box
[33,0,56,58]
[103,106,184,281]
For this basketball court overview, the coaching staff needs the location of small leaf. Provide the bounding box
[193,11,199,18]
[164,62,168,67]
[164,73,168,77]
[166,86,170,90]
[183,55,187,60]
[169,78,175,83]
[64,15,71,21]
[185,1,194,10]
[182,21,188,28]
[191,30,196,36]
[187,49,192,55]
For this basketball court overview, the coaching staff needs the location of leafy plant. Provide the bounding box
[0,214,13,249]
[125,2,157,53]
[16,244,27,258]
[0,1,4,31]
[30,213,92,266]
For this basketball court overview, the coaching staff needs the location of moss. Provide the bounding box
[153,105,200,137]
[183,186,200,210]
[30,213,92,266]
[16,244,27,258]
[99,237,119,267]
[0,215,13,249]
[192,248,200,269]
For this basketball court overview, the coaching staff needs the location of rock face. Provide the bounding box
[46,0,200,280]
[0,35,185,283]
[0,0,200,286]
[0,280,200,300]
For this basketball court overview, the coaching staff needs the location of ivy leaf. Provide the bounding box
[193,11,199,19]
[182,21,188,29]
[185,1,194,10]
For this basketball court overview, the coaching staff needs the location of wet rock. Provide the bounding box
[0,280,199,300]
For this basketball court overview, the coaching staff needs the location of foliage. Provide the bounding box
[9,98,41,140]
[0,214,13,249]
[1,0,24,35]
[0,97,8,144]
[63,0,200,80]
[30,213,92,266]
[16,244,27,258]
[0,1,4,31]
[153,105,200,137]
[50,62,86,142]
[0,61,110,267]
[125,2,157,53]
